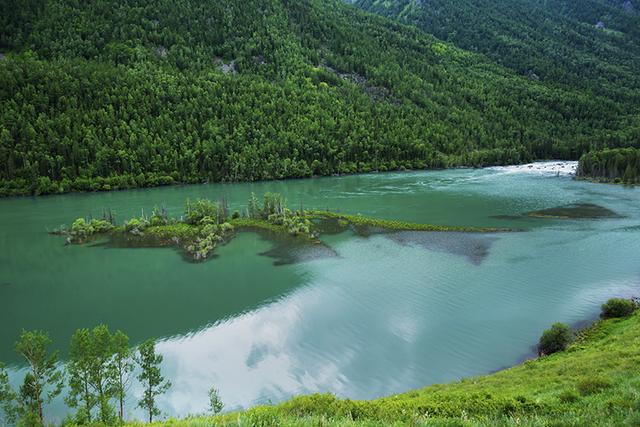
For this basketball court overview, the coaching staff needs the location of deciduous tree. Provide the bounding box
[136,340,170,423]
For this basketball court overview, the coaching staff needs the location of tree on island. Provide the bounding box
[136,339,171,423]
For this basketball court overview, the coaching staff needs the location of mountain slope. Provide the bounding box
[0,0,638,196]
[353,0,640,107]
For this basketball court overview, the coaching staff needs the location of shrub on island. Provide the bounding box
[69,218,114,241]
[185,198,226,225]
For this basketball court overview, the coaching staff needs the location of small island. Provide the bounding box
[53,192,510,261]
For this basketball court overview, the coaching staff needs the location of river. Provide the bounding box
[1,162,639,422]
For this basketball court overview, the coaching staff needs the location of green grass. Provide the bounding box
[135,313,640,426]
[308,211,511,233]
[143,223,201,241]
[228,218,292,234]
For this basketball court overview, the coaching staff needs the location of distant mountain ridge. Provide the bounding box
[353,0,640,106]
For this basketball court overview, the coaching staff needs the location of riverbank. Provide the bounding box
[577,148,640,185]
[3,160,577,198]
[4,167,637,424]
[127,312,640,426]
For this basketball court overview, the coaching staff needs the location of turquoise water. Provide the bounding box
[1,163,639,422]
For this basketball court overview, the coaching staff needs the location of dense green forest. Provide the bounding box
[578,147,640,183]
[353,0,640,106]
[1,0,639,196]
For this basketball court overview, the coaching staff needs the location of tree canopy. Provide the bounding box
[0,0,639,196]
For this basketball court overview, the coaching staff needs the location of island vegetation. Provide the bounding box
[577,148,640,185]
[54,192,508,261]
[0,297,637,426]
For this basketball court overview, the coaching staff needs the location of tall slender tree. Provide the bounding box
[14,330,64,425]
[0,362,17,424]
[66,328,96,424]
[90,325,116,423]
[136,340,170,423]
[66,325,122,424]
[248,192,260,219]
[110,330,133,423]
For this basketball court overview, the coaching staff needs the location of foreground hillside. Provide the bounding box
[130,312,640,426]
[1,0,639,196]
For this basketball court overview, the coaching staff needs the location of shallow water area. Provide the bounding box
[1,161,639,422]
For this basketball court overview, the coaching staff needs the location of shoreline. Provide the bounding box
[574,175,640,187]
[1,160,579,199]
[203,309,639,426]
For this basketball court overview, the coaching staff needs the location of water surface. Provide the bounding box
[1,162,639,422]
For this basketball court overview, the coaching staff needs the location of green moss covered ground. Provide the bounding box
[310,211,509,233]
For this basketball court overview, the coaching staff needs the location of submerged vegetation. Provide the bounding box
[526,203,621,219]
[1,298,636,426]
[54,193,506,261]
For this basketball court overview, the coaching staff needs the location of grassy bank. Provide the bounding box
[132,313,640,426]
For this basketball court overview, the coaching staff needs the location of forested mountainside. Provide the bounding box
[578,147,640,184]
[0,0,639,196]
[353,0,640,107]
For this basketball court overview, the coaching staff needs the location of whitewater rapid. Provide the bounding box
[489,161,578,177]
